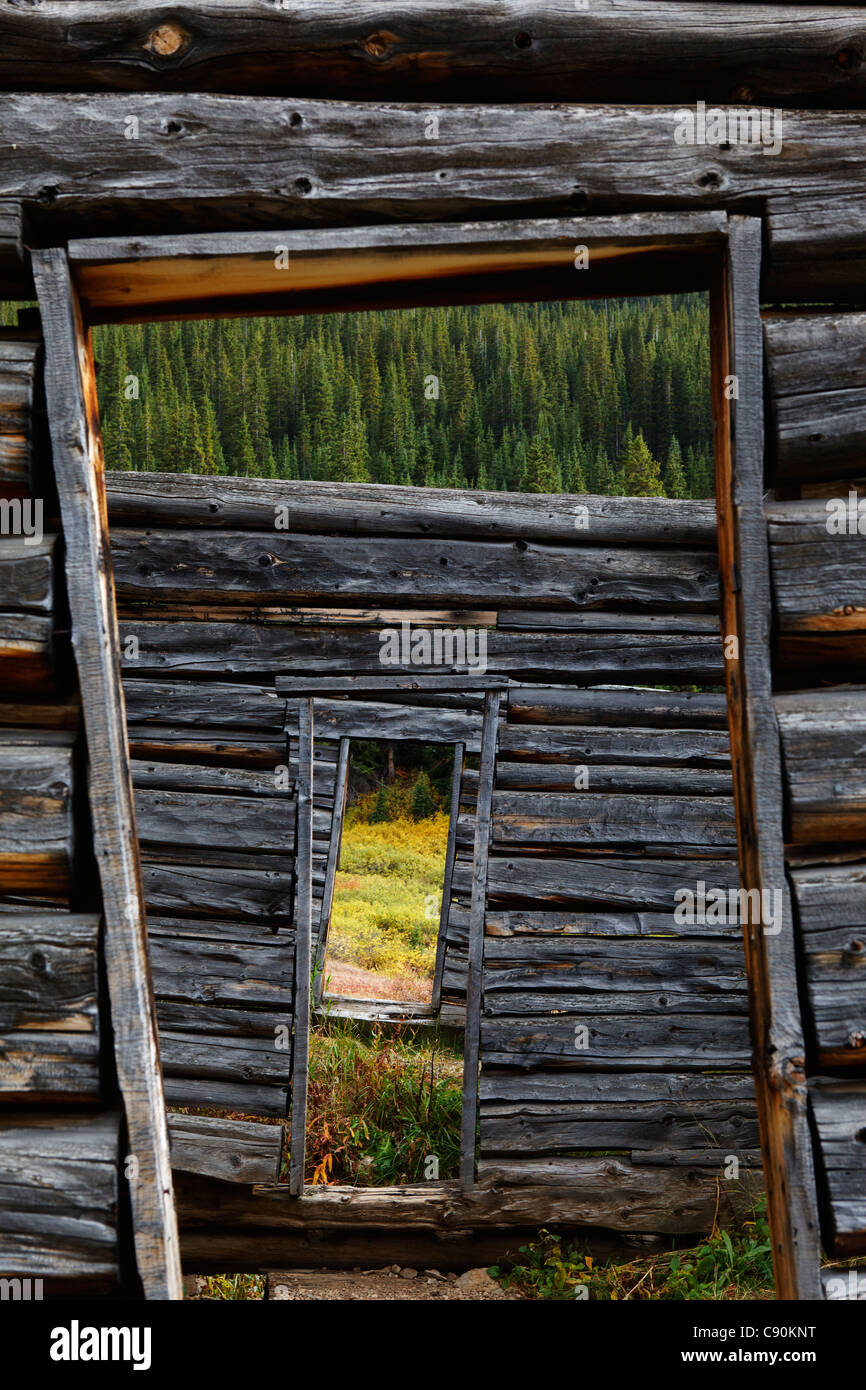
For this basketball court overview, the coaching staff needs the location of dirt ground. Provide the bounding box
[266,1266,522,1301]
[322,958,431,1004]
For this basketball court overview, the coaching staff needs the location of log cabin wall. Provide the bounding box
[103,472,761,1231]
[1,0,866,1298]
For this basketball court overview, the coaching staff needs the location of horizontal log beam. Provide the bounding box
[167,1113,281,1185]
[776,687,866,844]
[764,312,866,483]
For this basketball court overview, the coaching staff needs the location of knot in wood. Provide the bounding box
[145,23,189,59]
[361,31,396,60]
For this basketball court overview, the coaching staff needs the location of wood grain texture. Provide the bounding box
[167,1112,281,1185]
[810,1079,866,1257]
[32,247,180,1299]
[776,687,866,844]
[289,699,313,1194]
[765,312,866,482]
[0,913,98,1034]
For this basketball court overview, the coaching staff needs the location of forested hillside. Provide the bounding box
[3,294,714,497]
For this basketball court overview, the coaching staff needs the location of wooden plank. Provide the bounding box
[454,854,741,911]
[0,537,54,614]
[123,677,284,730]
[141,862,295,922]
[0,1111,119,1285]
[285,698,483,751]
[767,499,866,632]
[481,906,744,941]
[776,688,866,844]
[107,471,717,545]
[118,620,723,681]
[0,913,98,1032]
[289,699,313,1195]
[480,1100,760,1156]
[765,312,866,483]
[491,762,732,797]
[134,787,295,854]
[0,333,36,487]
[159,1032,291,1087]
[432,743,464,1011]
[131,758,293,799]
[498,724,731,766]
[810,1079,866,1257]
[148,937,294,1010]
[479,1070,755,1106]
[167,1113,281,1185]
[31,246,180,1298]
[498,609,717,634]
[0,1029,100,1101]
[0,612,54,691]
[162,1077,288,1119]
[461,690,499,1186]
[481,791,737,851]
[127,726,285,768]
[715,219,821,1298]
[6,4,866,109]
[312,737,348,1006]
[156,1000,291,1040]
[482,1012,751,1069]
[0,743,74,895]
[277,674,510,695]
[110,528,718,610]
[790,862,866,1061]
[506,685,728,728]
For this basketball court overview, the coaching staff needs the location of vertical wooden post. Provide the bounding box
[289,696,314,1195]
[713,217,822,1299]
[431,741,465,1012]
[460,692,499,1187]
[312,736,350,1007]
[31,247,180,1299]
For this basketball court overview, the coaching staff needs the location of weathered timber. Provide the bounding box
[0,612,54,691]
[776,688,866,844]
[498,609,717,634]
[479,1070,755,1106]
[479,791,737,851]
[32,247,180,1298]
[167,1113,281,1185]
[765,312,866,483]
[107,471,717,545]
[289,699,313,1194]
[162,1077,288,1119]
[481,1013,750,1069]
[506,686,727,727]
[141,863,295,922]
[0,913,98,1033]
[716,219,821,1298]
[767,500,866,632]
[481,907,743,940]
[0,1111,119,1284]
[131,759,293,799]
[0,335,37,487]
[491,762,732,796]
[0,537,54,614]
[461,690,499,1186]
[285,698,483,751]
[480,1100,759,1155]
[0,1030,100,1102]
[148,937,294,1010]
[159,1032,290,1087]
[0,744,74,895]
[432,742,464,1010]
[110,528,718,610]
[123,677,284,730]
[117,621,724,681]
[454,854,741,910]
[6,4,866,109]
[810,1079,866,1257]
[127,727,285,768]
[312,737,348,1005]
[497,725,731,766]
[134,787,295,854]
[156,1001,291,1040]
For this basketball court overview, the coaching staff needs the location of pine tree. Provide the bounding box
[620,426,665,497]
[410,771,435,820]
[369,784,390,824]
[663,436,688,499]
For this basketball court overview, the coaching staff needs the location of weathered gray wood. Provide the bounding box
[0,1112,119,1284]
[0,913,98,1033]
[479,1070,755,1106]
[0,537,54,615]
[461,690,499,1187]
[141,862,294,921]
[289,699,313,1194]
[432,742,464,1011]
[776,688,866,845]
[0,1029,100,1101]
[148,936,294,1010]
[156,1000,291,1040]
[107,471,717,544]
[312,737,348,1006]
[482,1012,750,1069]
[507,685,728,728]
[810,1079,866,1257]
[478,791,737,851]
[134,787,295,854]
[765,312,866,482]
[0,611,54,691]
[498,725,731,765]
[284,697,483,751]
[7,4,866,109]
[131,758,292,799]
[118,620,723,681]
[127,725,285,767]
[719,219,821,1299]
[454,854,740,910]
[0,743,74,895]
[110,528,718,610]
[499,609,717,634]
[0,334,36,486]
[167,1113,281,1185]
[278,674,510,696]
[491,762,732,796]
[480,906,743,941]
[32,247,180,1298]
[159,1032,290,1087]
[124,677,284,730]
[162,1076,288,1119]
[480,1100,759,1155]
[767,499,866,631]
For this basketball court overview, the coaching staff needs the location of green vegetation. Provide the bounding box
[490,1205,775,1300]
[84,294,713,497]
[301,1020,463,1187]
